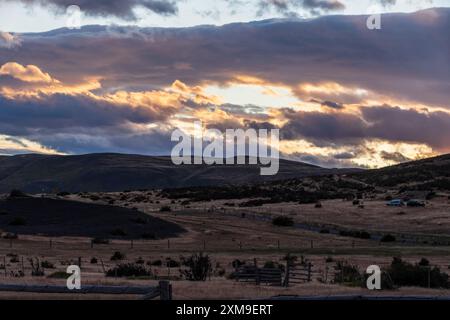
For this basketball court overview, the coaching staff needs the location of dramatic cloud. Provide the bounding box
[0,9,448,167]
[0,62,56,83]
[281,106,450,151]
[5,0,179,20]
[0,32,21,49]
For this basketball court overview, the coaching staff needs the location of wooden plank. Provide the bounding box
[0,284,157,295]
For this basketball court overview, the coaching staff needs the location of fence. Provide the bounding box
[0,280,172,300]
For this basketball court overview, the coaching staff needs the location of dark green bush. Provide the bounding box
[272,216,294,227]
[106,263,153,278]
[160,206,171,212]
[110,251,126,261]
[180,253,212,281]
[388,257,449,288]
[381,234,396,242]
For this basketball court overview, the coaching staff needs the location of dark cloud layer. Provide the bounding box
[5,0,178,19]
[281,105,450,150]
[2,8,447,107]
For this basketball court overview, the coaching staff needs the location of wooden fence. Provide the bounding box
[284,262,312,286]
[0,280,172,300]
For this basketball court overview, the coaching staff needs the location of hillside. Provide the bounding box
[0,153,358,193]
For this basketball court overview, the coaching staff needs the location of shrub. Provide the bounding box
[48,271,70,279]
[136,257,145,264]
[272,216,294,227]
[110,251,126,261]
[180,253,212,281]
[315,202,323,208]
[381,234,396,242]
[9,217,27,226]
[3,233,18,239]
[41,260,55,269]
[29,258,45,276]
[339,230,371,239]
[92,238,110,244]
[334,261,363,286]
[90,257,98,264]
[147,260,162,267]
[160,206,171,212]
[166,258,180,268]
[388,257,449,288]
[231,259,245,269]
[106,263,153,278]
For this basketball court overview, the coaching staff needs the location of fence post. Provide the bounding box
[167,239,170,249]
[49,238,53,249]
[310,240,314,249]
[78,257,82,270]
[277,240,280,250]
[307,263,312,282]
[254,259,260,285]
[159,281,172,300]
[284,259,290,287]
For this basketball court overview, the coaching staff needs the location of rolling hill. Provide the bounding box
[0,153,358,193]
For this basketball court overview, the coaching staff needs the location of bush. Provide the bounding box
[29,258,45,277]
[92,238,110,244]
[110,251,126,261]
[334,261,363,286]
[388,257,449,288]
[135,257,145,264]
[41,260,55,269]
[160,206,171,212]
[315,202,323,208]
[147,259,162,267]
[272,216,294,227]
[381,234,396,242]
[166,258,180,268]
[106,263,153,278]
[231,259,245,269]
[90,257,98,264]
[47,271,70,279]
[3,233,18,239]
[339,230,371,239]
[180,253,212,281]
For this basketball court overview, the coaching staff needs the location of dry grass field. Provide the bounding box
[1,191,450,299]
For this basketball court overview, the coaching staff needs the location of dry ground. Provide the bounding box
[1,192,450,299]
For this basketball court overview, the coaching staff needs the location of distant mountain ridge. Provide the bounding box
[0,153,359,193]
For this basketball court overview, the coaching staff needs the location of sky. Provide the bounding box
[0,0,449,168]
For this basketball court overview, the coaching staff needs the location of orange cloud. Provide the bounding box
[0,62,57,83]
